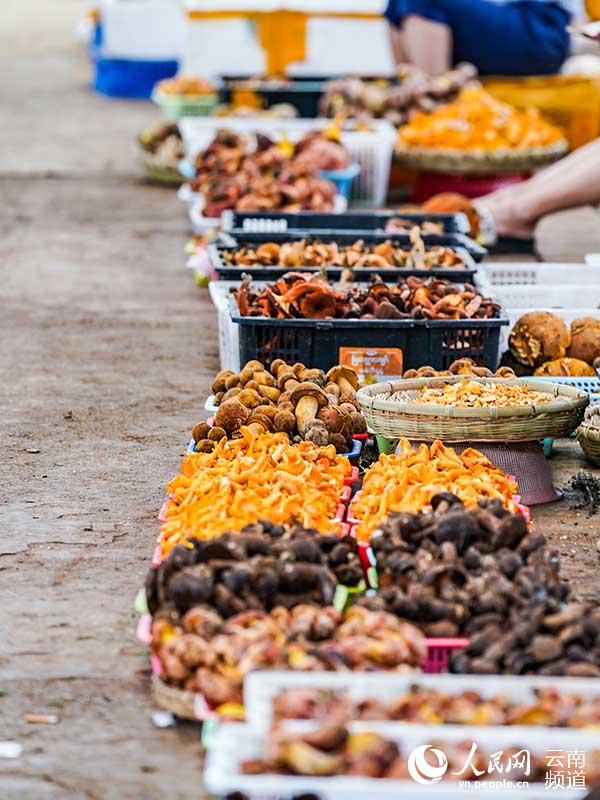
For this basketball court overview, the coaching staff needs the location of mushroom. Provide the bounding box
[221,386,241,403]
[257,384,281,403]
[237,388,262,409]
[317,405,346,434]
[304,419,330,447]
[276,366,300,392]
[192,421,211,443]
[274,405,296,434]
[207,426,227,442]
[328,432,348,453]
[324,382,341,402]
[194,439,215,453]
[247,412,275,436]
[290,382,328,435]
[212,370,235,394]
[296,367,327,387]
[326,366,359,400]
[509,312,571,368]
[339,402,366,433]
[568,317,600,365]
[214,398,250,435]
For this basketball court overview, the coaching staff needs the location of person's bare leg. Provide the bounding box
[477,138,600,238]
[401,14,452,75]
[388,23,408,65]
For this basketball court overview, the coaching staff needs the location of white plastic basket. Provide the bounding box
[208,280,241,372]
[480,262,600,287]
[179,117,397,206]
[244,670,600,734]
[494,284,600,310]
[205,720,593,799]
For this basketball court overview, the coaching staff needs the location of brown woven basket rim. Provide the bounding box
[151,674,197,719]
[358,376,588,421]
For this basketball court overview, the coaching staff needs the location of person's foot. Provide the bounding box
[475,188,535,240]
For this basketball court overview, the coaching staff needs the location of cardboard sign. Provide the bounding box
[339,347,404,382]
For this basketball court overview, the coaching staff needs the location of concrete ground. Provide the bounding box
[1,3,599,799]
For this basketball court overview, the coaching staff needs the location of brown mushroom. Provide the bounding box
[214,398,250,435]
[214,391,225,405]
[257,384,281,403]
[317,405,346,434]
[221,386,241,403]
[304,419,330,447]
[324,382,341,401]
[212,369,235,394]
[296,367,327,387]
[194,439,215,453]
[274,406,296,434]
[207,426,227,442]
[224,374,240,390]
[247,412,275,436]
[326,366,359,399]
[328,432,348,453]
[192,421,211,443]
[237,388,262,409]
[509,312,570,367]
[568,317,600,365]
[276,367,300,392]
[270,358,287,377]
[255,404,277,421]
[290,382,328,435]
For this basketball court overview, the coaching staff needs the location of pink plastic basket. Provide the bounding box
[423,638,469,674]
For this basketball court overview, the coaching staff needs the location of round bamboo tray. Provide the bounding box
[142,158,184,186]
[394,140,568,176]
[357,376,588,442]
[577,405,600,466]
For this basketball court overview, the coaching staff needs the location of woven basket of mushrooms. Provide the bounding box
[192,359,367,454]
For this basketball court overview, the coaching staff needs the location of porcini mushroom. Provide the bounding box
[290,382,328,435]
[192,421,211,443]
[214,398,250,435]
[326,366,359,400]
[237,388,262,409]
[247,412,275,436]
[212,370,235,394]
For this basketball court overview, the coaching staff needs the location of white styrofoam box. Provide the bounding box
[180,17,266,79]
[209,280,241,372]
[99,0,184,60]
[292,17,393,77]
[244,670,600,733]
[493,284,600,311]
[184,1,385,9]
[205,720,592,799]
[479,262,600,287]
[180,117,397,206]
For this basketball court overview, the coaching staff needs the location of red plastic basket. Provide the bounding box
[423,638,469,673]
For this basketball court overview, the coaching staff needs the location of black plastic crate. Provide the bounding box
[223,210,471,236]
[210,234,480,282]
[230,298,508,373]
[218,76,326,117]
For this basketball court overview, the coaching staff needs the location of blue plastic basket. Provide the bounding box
[187,435,363,462]
[318,163,361,201]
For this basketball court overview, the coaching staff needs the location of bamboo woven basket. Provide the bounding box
[357,376,588,442]
[577,405,600,466]
[394,140,568,175]
[151,674,198,720]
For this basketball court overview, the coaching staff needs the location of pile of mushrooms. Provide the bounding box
[146,522,364,619]
[236,273,500,321]
[358,494,600,676]
[191,359,366,453]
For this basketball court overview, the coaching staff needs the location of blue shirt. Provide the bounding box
[490,0,579,13]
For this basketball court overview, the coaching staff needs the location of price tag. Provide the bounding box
[339,347,404,382]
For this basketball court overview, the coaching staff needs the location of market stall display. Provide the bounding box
[185,129,342,218]
[152,75,219,119]
[504,312,600,376]
[159,429,351,556]
[396,87,568,175]
[265,679,600,728]
[193,359,365,453]
[577,405,600,466]
[319,64,478,126]
[349,441,520,542]
[138,121,184,184]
